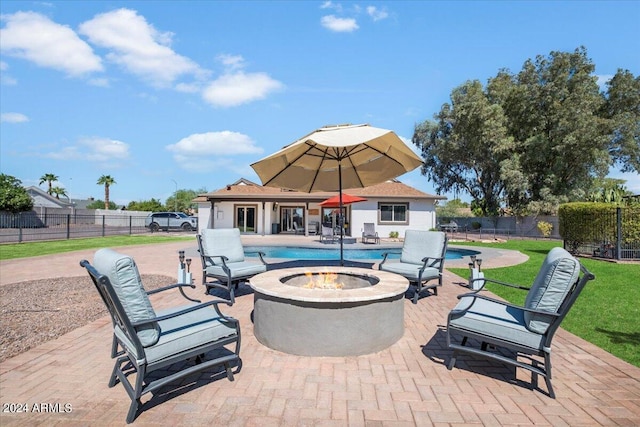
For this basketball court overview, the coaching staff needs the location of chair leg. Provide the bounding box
[447,352,457,370]
[227,277,235,305]
[544,353,555,398]
[225,362,235,381]
[108,366,118,387]
[126,399,141,424]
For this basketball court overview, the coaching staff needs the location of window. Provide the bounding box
[378,203,409,224]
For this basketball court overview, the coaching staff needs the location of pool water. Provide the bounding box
[244,246,478,260]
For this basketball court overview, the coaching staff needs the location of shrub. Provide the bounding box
[537,220,553,238]
[389,231,399,238]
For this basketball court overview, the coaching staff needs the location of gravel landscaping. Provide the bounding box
[0,275,172,362]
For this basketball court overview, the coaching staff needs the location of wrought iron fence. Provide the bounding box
[569,207,640,261]
[0,212,189,244]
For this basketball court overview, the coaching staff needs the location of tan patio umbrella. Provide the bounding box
[250,123,423,265]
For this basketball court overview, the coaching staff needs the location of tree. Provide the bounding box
[501,47,607,214]
[0,174,33,213]
[86,199,117,210]
[413,80,513,216]
[50,186,68,200]
[436,198,472,220]
[414,47,639,215]
[97,175,116,210]
[39,173,59,195]
[165,187,204,213]
[127,198,164,212]
[601,69,640,172]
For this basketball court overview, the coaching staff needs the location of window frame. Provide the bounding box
[377,202,409,225]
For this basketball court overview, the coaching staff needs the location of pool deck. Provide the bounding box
[1,234,639,426]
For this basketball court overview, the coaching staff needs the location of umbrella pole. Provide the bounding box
[339,163,344,266]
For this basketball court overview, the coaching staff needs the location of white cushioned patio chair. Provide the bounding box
[197,228,267,304]
[320,224,337,243]
[379,230,447,303]
[80,248,241,424]
[446,247,595,398]
[361,222,380,244]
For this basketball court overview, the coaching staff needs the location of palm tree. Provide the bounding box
[97,175,116,209]
[50,186,68,200]
[39,173,59,195]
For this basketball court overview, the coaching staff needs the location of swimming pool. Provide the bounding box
[244,246,479,260]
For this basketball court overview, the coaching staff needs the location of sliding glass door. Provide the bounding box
[235,205,257,233]
[280,207,304,233]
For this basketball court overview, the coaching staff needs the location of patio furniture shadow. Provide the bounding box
[595,327,640,346]
[134,349,242,413]
[421,327,541,393]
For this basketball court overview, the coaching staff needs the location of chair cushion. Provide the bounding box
[93,248,159,346]
[524,247,580,334]
[200,228,245,264]
[401,230,446,265]
[449,296,546,351]
[205,261,267,280]
[379,261,439,282]
[114,304,238,364]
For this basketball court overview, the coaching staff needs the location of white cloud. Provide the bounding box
[79,136,130,162]
[366,6,388,21]
[202,72,284,107]
[43,145,82,160]
[0,11,103,76]
[217,53,245,71]
[168,131,264,173]
[167,131,263,156]
[320,1,342,12]
[321,15,359,32]
[78,8,203,87]
[0,112,29,123]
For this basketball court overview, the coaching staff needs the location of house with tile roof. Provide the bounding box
[195,178,446,238]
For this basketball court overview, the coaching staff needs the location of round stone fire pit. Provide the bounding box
[249,267,409,356]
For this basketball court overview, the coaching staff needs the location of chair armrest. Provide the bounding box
[131,299,238,328]
[146,283,201,303]
[206,254,230,267]
[245,251,268,265]
[420,256,445,269]
[380,252,390,267]
[453,292,562,318]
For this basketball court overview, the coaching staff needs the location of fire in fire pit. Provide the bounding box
[281,271,379,290]
[303,271,343,289]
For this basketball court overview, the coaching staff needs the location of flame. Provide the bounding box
[302,271,344,289]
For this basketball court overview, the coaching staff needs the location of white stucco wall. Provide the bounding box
[198,199,437,237]
[350,200,436,238]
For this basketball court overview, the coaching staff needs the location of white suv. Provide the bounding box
[145,212,197,232]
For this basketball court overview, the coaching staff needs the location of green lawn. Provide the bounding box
[449,240,640,368]
[0,235,192,260]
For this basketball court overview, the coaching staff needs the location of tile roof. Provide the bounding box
[194,178,445,202]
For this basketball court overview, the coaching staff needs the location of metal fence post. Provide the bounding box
[102,215,106,237]
[616,207,622,260]
[129,216,132,235]
[18,212,23,243]
[66,214,71,239]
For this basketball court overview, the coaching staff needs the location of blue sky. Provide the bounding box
[1,1,639,206]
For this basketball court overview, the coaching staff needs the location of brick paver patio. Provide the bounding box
[1,237,638,426]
